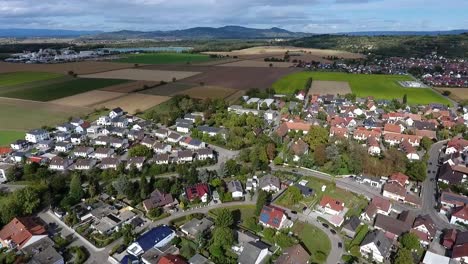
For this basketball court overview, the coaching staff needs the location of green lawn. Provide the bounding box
[272,71,451,105]
[0,72,63,87]
[293,222,331,263]
[209,205,256,223]
[0,100,91,130]
[278,176,368,217]
[0,130,24,146]
[116,52,215,64]
[0,78,128,101]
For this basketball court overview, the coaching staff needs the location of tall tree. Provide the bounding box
[406,161,427,182]
[69,174,84,202]
[255,190,268,216]
[215,208,234,228]
[314,144,327,166]
[399,232,421,251]
[266,143,277,161]
[394,248,414,264]
[140,175,150,199]
[304,126,329,150]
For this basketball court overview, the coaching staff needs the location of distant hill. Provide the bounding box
[0,28,102,38]
[341,29,468,36]
[93,26,313,39]
[286,33,468,58]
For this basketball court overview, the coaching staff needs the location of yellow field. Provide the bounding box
[50,90,126,107]
[95,93,171,114]
[435,87,468,102]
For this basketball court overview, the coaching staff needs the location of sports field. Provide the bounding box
[0,78,128,101]
[116,52,215,64]
[0,72,62,86]
[0,130,25,146]
[273,72,451,105]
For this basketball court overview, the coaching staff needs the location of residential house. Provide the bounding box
[176,122,192,134]
[450,205,468,225]
[258,175,281,192]
[227,180,244,199]
[400,140,420,160]
[388,172,409,187]
[353,128,381,142]
[55,132,71,142]
[383,123,403,134]
[318,195,345,216]
[440,191,468,215]
[382,182,408,202]
[329,126,349,139]
[94,147,114,160]
[167,132,182,143]
[54,142,73,153]
[442,229,458,249]
[342,216,362,238]
[412,214,437,245]
[384,133,421,147]
[153,142,171,154]
[49,156,73,171]
[438,162,468,185]
[56,123,74,132]
[92,210,136,235]
[188,254,211,264]
[10,139,28,150]
[143,189,177,212]
[275,121,311,138]
[238,241,269,264]
[70,133,85,145]
[446,136,468,155]
[180,137,205,150]
[275,244,310,264]
[374,211,414,240]
[87,125,102,134]
[100,157,120,170]
[359,230,392,263]
[197,125,224,138]
[97,116,111,126]
[186,183,210,203]
[25,129,49,143]
[294,184,314,197]
[73,159,97,171]
[177,150,194,163]
[367,137,381,156]
[0,164,12,183]
[290,139,309,162]
[421,251,450,264]
[22,237,64,264]
[109,107,124,119]
[127,157,146,170]
[180,218,214,238]
[361,197,392,222]
[158,255,187,264]
[153,154,171,165]
[196,148,215,160]
[155,128,169,139]
[73,146,94,158]
[0,217,47,249]
[246,176,259,191]
[127,226,176,257]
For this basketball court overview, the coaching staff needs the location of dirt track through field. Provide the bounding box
[217,60,294,68]
[79,69,200,82]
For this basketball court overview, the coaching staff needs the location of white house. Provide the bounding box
[359,230,391,263]
[97,116,111,126]
[227,180,244,199]
[109,107,124,119]
[54,142,73,153]
[318,195,345,216]
[258,175,281,192]
[25,129,49,143]
[49,157,73,171]
[450,205,468,225]
[259,205,293,230]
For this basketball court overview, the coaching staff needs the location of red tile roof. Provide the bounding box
[453,205,468,221]
[0,217,46,249]
[319,195,344,212]
[0,147,11,155]
[384,123,401,134]
[415,129,437,139]
[389,172,409,187]
[383,182,407,197]
[158,255,187,264]
[185,183,209,201]
[259,205,286,228]
[453,243,468,258]
[371,196,392,212]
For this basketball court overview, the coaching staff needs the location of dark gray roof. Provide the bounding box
[343,216,361,232]
[23,237,63,264]
[294,184,314,196]
[188,253,210,264]
[238,241,269,264]
[198,125,221,134]
[360,230,392,257]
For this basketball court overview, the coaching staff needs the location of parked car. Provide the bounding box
[338,242,343,248]
[322,223,329,228]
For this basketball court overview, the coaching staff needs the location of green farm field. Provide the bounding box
[272,72,451,105]
[116,52,215,64]
[0,97,91,130]
[0,130,25,146]
[0,78,128,101]
[0,71,62,87]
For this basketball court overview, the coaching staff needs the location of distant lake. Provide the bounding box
[100,47,193,53]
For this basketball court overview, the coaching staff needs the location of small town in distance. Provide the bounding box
[0,2,468,264]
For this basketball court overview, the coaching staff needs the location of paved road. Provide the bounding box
[272,204,344,264]
[422,140,453,229]
[0,183,26,192]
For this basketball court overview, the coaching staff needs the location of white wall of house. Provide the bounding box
[360,243,384,263]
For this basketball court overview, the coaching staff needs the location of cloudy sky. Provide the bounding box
[0,0,467,33]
